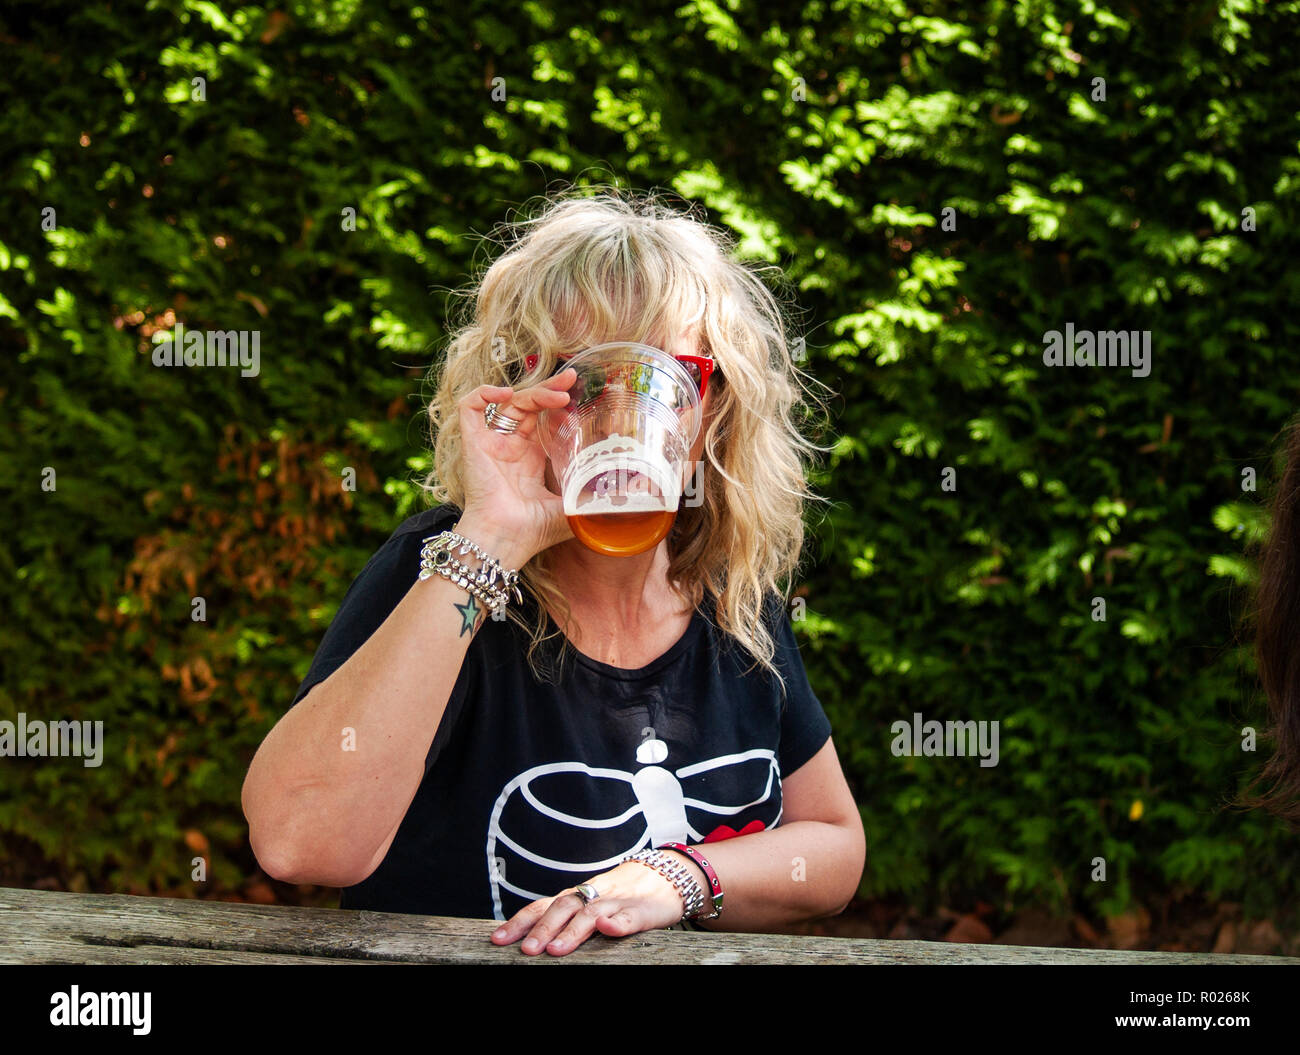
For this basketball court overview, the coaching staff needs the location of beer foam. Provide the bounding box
[569,492,676,516]
[561,432,679,517]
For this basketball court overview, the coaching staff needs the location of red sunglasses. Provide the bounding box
[523,351,720,400]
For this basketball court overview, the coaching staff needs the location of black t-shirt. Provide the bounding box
[288,502,833,921]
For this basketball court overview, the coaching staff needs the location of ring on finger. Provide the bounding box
[572,882,601,907]
[484,401,522,434]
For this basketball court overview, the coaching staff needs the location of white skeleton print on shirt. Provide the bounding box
[485,737,782,920]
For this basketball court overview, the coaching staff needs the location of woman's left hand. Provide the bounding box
[489,860,685,956]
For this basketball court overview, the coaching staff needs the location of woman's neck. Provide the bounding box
[552,537,676,621]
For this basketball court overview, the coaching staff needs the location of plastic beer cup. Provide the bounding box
[537,341,703,556]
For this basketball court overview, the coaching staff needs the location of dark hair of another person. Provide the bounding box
[1244,416,1300,828]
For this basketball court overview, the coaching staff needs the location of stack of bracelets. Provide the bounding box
[624,843,724,922]
[418,528,522,620]
[418,527,727,923]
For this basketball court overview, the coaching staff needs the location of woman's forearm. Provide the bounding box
[241,515,532,888]
[681,820,864,932]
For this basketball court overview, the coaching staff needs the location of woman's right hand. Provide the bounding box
[455,367,579,566]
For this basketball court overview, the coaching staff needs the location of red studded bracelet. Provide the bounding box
[658,841,723,921]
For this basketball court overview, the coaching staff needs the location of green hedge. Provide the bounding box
[3,0,1299,927]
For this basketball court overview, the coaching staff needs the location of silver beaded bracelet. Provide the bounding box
[623,848,706,921]
[418,529,522,619]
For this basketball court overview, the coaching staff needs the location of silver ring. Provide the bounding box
[484,402,522,434]
[572,882,600,906]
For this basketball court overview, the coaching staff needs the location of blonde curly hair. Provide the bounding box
[422,185,832,691]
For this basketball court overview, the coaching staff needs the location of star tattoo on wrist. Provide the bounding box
[454,595,483,637]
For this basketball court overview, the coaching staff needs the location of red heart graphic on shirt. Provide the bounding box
[701,820,766,843]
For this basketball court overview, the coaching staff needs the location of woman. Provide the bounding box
[241,188,865,956]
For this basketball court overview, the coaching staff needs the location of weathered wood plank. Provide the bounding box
[4,937,393,965]
[0,886,1293,964]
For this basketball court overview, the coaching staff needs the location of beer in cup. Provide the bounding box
[537,342,702,556]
